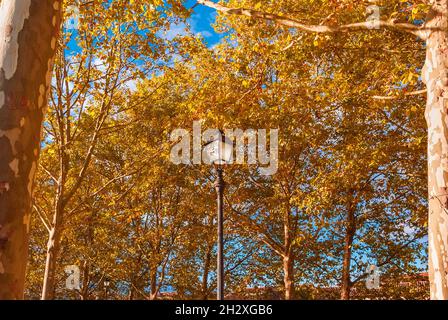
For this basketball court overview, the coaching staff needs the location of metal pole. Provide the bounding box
[215,166,225,300]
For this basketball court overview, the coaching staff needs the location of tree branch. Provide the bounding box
[197,0,428,39]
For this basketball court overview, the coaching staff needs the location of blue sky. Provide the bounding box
[165,0,223,47]
[64,1,224,53]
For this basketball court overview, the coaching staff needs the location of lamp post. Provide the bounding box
[204,131,233,301]
[215,165,225,300]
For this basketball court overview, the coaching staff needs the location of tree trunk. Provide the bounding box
[79,260,90,300]
[0,0,61,300]
[340,207,355,300]
[149,271,158,300]
[128,284,135,300]
[423,0,448,300]
[340,238,353,300]
[283,253,294,300]
[41,201,63,299]
[282,207,294,300]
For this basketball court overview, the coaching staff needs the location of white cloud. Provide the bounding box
[160,22,188,41]
[198,30,213,38]
[404,224,417,236]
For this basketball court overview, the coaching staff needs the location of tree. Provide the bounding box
[0,0,61,300]
[36,0,185,299]
[197,0,447,300]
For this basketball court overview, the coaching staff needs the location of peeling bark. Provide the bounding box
[423,0,448,300]
[0,0,61,299]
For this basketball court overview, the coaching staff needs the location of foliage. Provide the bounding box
[25,0,429,300]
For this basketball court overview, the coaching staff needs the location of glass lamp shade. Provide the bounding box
[203,135,233,165]
[104,280,110,287]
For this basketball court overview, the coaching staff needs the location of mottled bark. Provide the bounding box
[423,0,448,300]
[0,0,61,299]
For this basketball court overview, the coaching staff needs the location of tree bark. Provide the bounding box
[283,253,294,300]
[41,200,63,299]
[128,285,135,300]
[79,260,90,300]
[149,270,158,300]
[0,0,61,300]
[423,0,448,300]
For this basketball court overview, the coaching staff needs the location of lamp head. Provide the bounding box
[203,131,233,165]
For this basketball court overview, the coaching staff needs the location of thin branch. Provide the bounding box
[33,203,52,232]
[372,89,427,100]
[39,163,59,186]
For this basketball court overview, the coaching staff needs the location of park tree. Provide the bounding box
[35,0,189,299]
[0,0,190,300]
[0,0,62,300]
[302,36,428,300]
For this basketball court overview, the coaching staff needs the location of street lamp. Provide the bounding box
[103,278,110,300]
[203,132,233,300]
